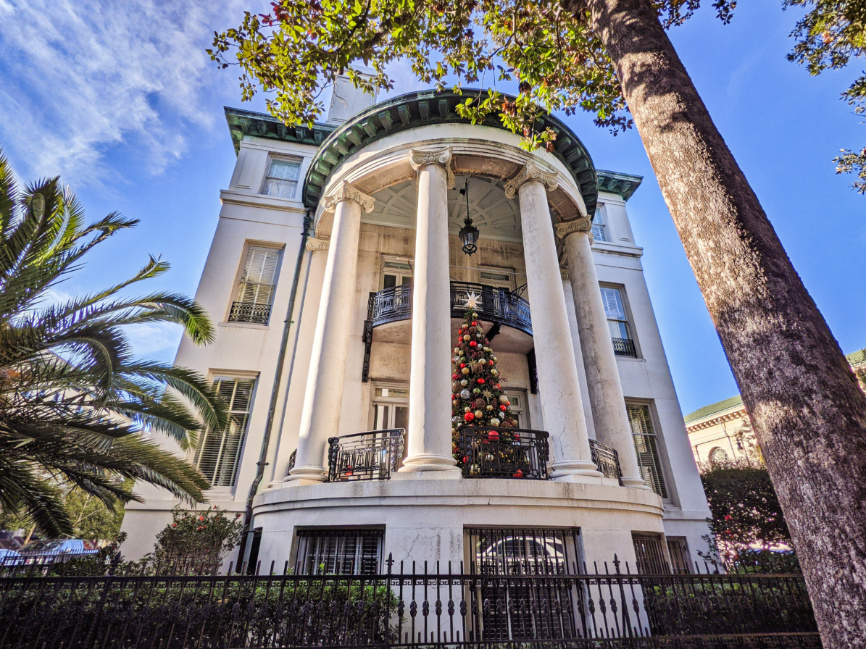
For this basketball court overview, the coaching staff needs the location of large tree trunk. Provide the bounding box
[569,0,866,644]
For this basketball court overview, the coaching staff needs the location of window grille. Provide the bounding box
[627,404,669,498]
[591,207,608,242]
[632,533,670,574]
[465,527,581,575]
[600,286,636,356]
[193,377,255,487]
[262,158,300,198]
[667,537,692,574]
[710,446,730,464]
[294,529,383,575]
[229,246,280,324]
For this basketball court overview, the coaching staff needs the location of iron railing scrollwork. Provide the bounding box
[458,427,549,479]
[228,301,272,325]
[589,439,622,482]
[612,336,637,357]
[449,281,532,335]
[327,429,405,482]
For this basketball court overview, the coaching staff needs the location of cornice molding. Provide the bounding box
[409,146,455,188]
[504,161,559,199]
[305,237,330,252]
[321,181,375,213]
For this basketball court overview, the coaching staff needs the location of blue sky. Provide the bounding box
[0,0,863,416]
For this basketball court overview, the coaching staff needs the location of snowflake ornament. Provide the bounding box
[464,291,483,309]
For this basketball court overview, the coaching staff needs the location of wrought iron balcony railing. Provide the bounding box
[327,429,405,482]
[458,427,549,480]
[589,439,622,483]
[612,337,637,357]
[228,301,272,325]
[366,282,532,336]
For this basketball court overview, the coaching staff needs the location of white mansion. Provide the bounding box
[121,84,712,576]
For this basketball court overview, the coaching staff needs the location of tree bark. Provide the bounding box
[570,0,866,644]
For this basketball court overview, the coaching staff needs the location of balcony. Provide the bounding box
[228,301,272,325]
[589,439,623,483]
[367,282,532,336]
[612,337,637,357]
[327,429,405,482]
[458,427,550,480]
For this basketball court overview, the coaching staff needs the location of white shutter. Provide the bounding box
[591,209,607,242]
[600,287,625,320]
[263,159,300,198]
[237,247,280,305]
[194,377,255,487]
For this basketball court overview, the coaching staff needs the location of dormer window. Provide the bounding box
[262,158,301,199]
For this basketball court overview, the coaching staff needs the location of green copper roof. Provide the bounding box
[847,347,866,366]
[224,106,336,152]
[301,90,599,213]
[684,395,744,424]
[597,169,643,201]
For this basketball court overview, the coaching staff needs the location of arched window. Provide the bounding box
[709,447,729,464]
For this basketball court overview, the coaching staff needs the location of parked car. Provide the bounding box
[0,548,23,566]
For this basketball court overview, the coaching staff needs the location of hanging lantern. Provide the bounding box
[459,178,480,256]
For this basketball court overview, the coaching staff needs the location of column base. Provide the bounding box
[621,476,652,489]
[549,460,604,482]
[284,465,327,485]
[398,455,462,478]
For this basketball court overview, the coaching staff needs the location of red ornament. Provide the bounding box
[460,363,466,368]
[464,412,475,422]
[471,321,477,326]
[452,373,459,380]
[488,430,500,441]
[470,341,477,347]
[500,405,507,411]
[513,470,523,478]
[462,456,469,463]
[514,433,520,440]
[478,378,485,384]
[495,384,501,390]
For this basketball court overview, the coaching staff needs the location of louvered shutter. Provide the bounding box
[237,247,280,305]
[263,159,300,198]
[627,404,668,498]
[591,209,607,242]
[194,377,255,487]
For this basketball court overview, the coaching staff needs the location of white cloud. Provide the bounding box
[125,322,183,359]
[0,0,249,186]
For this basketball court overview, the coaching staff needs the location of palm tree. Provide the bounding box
[0,149,227,538]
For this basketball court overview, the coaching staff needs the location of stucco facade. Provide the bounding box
[122,88,712,575]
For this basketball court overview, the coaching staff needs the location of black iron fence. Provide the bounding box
[327,429,406,482]
[589,439,623,482]
[0,557,820,649]
[612,337,637,357]
[458,427,550,479]
[227,301,272,325]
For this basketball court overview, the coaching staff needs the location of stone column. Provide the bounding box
[557,218,647,488]
[505,162,601,480]
[286,181,374,484]
[399,147,461,476]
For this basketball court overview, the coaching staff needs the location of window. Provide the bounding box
[504,390,529,428]
[709,446,730,464]
[382,258,413,289]
[667,537,692,574]
[600,286,636,357]
[591,206,608,242]
[294,529,383,575]
[262,158,301,198]
[229,245,281,324]
[632,533,670,574]
[626,404,669,499]
[194,377,256,487]
[479,267,514,291]
[466,527,581,574]
[371,385,409,431]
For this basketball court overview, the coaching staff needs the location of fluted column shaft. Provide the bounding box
[506,162,600,480]
[400,147,461,476]
[286,182,373,484]
[558,219,647,488]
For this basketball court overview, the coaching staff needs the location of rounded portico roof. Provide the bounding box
[302,89,599,215]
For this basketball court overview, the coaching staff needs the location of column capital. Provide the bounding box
[305,237,330,252]
[554,216,593,243]
[409,146,455,189]
[504,160,559,199]
[322,181,375,214]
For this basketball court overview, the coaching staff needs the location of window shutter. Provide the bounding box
[591,209,607,242]
[194,377,255,487]
[600,287,625,320]
[627,404,668,498]
[263,159,301,198]
[237,247,280,305]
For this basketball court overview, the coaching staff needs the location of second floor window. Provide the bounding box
[194,376,256,488]
[262,158,301,199]
[229,246,281,325]
[627,403,669,499]
[591,207,608,242]
[600,286,636,357]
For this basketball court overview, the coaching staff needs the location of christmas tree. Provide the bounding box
[451,292,527,477]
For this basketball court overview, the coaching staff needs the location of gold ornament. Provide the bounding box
[461,367,470,375]
[474,410,483,418]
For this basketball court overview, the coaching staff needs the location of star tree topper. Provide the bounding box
[464,291,483,310]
